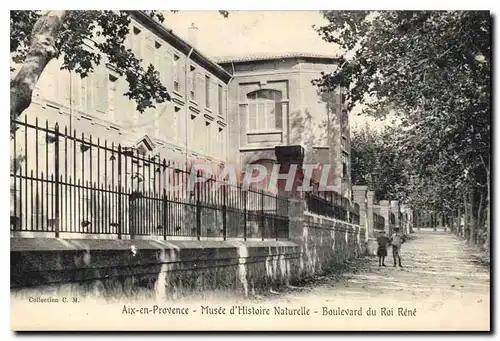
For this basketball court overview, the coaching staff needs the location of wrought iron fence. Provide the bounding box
[10,118,289,240]
[305,179,358,224]
[389,211,396,230]
[373,212,385,231]
[349,202,360,225]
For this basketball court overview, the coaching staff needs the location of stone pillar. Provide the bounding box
[409,208,414,233]
[390,200,400,232]
[352,186,368,232]
[351,186,367,257]
[379,200,391,235]
[365,190,377,255]
[401,205,413,235]
[275,145,306,274]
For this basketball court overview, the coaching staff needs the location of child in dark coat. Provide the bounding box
[376,231,391,266]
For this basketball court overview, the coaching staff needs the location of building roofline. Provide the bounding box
[214,52,341,64]
[132,11,233,83]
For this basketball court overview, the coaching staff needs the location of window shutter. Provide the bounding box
[117,80,133,126]
[145,37,155,68]
[197,73,204,103]
[108,76,116,120]
[84,74,94,111]
[211,80,217,112]
[70,73,79,110]
[95,69,108,114]
[154,47,161,79]
[206,122,211,155]
[172,106,179,142]
[179,63,185,95]
[166,52,174,90]
[61,70,71,107]
[189,115,196,150]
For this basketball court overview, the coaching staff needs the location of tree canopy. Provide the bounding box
[10,10,229,130]
[317,11,491,248]
[314,11,490,212]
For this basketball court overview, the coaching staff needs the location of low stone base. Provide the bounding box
[11,238,301,300]
[366,238,378,256]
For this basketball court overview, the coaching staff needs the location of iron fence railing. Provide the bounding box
[389,211,396,230]
[374,212,385,231]
[305,179,359,224]
[10,118,289,240]
[349,202,360,225]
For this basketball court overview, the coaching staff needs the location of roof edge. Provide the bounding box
[132,11,233,83]
[214,52,341,64]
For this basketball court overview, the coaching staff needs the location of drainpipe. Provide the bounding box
[185,47,194,170]
[225,72,234,164]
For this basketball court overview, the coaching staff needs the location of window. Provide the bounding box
[108,75,118,120]
[205,75,211,108]
[246,89,283,131]
[218,85,223,116]
[190,66,196,101]
[145,39,155,67]
[341,136,347,150]
[173,54,180,92]
[217,127,224,158]
[341,109,349,128]
[172,106,181,141]
[131,26,143,57]
[154,41,161,71]
[205,121,212,155]
[342,152,349,179]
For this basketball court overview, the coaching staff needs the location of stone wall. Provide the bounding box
[297,213,365,277]
[11,238,300,300]
[11,213,366,299]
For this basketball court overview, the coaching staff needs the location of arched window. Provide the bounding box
[247,89,283,132]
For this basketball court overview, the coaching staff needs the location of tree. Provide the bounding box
[350,124,409,201]
[314,11,491,251]
[10,10,229,134]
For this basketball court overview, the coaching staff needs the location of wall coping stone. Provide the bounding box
[11,238,299,253]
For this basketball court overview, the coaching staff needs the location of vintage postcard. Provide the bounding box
[9,9,491,331]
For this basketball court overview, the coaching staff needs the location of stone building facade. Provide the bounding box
[11,12,353,236]
[14,11,232,169]
[10,12,233,235]
[217,54,352,197]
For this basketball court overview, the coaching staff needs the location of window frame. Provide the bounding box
[190,65,197,101]
[173,54,181,93]
[218,84,223,116]
[341,151,349,179]
[245,89,284,133]
[205,75,211,108]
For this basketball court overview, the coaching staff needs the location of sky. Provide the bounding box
[161,11,390,131]
[161,11,340,57]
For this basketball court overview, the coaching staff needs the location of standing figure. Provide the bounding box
[376,231,391,266]
[390,228,406,267]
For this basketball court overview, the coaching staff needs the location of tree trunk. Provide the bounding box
[476,190,484,246]
[468,190,476,244]
[485,168,490,255]
[450,210,454,234]
[463,193,469,239]
[10,11,67,132]
[454,208,458,235]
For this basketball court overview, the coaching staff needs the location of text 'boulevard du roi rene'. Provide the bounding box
[121,305,418,317]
